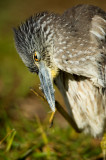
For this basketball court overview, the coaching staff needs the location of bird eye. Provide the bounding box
[34,52,38,61]
[34,52,41,62]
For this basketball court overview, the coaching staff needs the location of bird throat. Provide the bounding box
[51,67,59,79]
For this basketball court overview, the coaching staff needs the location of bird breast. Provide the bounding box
[55,71,106,138]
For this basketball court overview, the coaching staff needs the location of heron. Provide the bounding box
[14,4,106,138]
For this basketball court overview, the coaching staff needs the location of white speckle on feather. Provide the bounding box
[63,60,68,64]
[63,46,67,50]
[57,64,64,70]
[72,49,75,52]
[96,16,106,23]
[69,54,73,58]
[66,51,70,54]
[55,59,60,63]
[66,67,72,72]
[86,56,90,59]
[59,49,63,53]
[90,30,105,40]
[90,57,95,61]
[45,27,50,35]
[80,44,84,46]
[63,41,66,44]
[97,26,105,35]
[80,58,86,62]
[69,61,74,64]
[62,55,66,59]
[74,61,79,65]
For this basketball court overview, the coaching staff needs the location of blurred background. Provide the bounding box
[0,0,106,159]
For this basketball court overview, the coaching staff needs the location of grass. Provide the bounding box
[0,112,102,160]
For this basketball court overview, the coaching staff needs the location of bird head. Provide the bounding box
[13,12,59,112]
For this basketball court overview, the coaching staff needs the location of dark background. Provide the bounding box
[0,0,106,159]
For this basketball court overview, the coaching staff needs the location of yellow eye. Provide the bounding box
[34,52,39,61]
[34,51,41,62]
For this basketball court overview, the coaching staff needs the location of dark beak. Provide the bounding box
[38,62,55,112]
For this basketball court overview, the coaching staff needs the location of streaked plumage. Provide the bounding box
[14,4,106,137]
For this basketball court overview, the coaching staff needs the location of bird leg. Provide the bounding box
[31,88,56,127]
[31,88,82,133]
[55,101,82,133]
[49,111,56,128]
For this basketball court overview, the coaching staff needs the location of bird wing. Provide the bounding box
[54,70,106,137]
[90,15,106,88]
[54,12,106,88]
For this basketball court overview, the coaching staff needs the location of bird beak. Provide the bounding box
[38,62,55,112]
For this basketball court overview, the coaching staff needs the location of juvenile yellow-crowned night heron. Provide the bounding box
[14,4,106,137]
